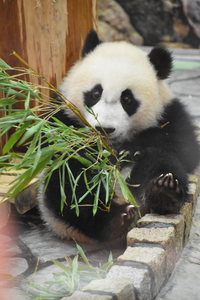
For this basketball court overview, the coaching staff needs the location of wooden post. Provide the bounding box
[0,0,97,104]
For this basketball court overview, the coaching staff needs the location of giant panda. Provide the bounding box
[37,29,200,245]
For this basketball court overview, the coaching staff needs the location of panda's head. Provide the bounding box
[60,29,173,146]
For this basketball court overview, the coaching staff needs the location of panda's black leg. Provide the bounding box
[145,173,186,214]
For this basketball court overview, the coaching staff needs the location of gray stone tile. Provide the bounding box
[106,265,151,300]
[19,227,101,263]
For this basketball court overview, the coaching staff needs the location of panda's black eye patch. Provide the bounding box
[120,89,140,116]
[84,84,103,108]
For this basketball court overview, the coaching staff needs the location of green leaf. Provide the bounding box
[101,172,110,205]
[5,149,55,200]
[73,154,93,168]
[116,169,139,209]
[72,254,79,276]
[76,243,91,266]
[102,149,111,157]
[93,180,101,216]
[65,255,73,269]
[65,162,79,216]
[51,259,70,274]
[24,91,30,110]
[6,87,27,99]
[0,58,11,69]
[17,119,45,147]
[0,98,16,107]
[2,120,32,154]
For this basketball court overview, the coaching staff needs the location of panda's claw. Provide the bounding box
[163,173,173,188]
[157,174,164,186]
[156,173,180,194]
[121,205,135,221]
[175,179,180,193]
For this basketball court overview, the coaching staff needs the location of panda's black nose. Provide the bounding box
[95,126,115,135]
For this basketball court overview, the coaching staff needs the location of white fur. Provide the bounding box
[59,41,172,144]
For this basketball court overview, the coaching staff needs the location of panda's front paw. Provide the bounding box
[146,173,185,214]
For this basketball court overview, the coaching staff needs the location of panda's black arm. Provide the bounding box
[120,99,200,214]
[126,99,200,174]
[159,98,200,173]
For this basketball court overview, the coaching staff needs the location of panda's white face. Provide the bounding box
[59,41,172,145]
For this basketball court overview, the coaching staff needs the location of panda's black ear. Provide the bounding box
[148,46,173,79]
[81,29,102,58]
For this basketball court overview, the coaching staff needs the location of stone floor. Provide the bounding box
[0,55,200,300]
[0,206,121,300]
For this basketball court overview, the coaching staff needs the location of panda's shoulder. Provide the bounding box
[161,98,192,125]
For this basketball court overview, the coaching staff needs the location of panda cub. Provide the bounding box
[37,29,200,245]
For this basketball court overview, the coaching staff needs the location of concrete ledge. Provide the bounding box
[63,173,200,300]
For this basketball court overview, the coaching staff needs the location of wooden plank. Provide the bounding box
[0,174,38,201]
[0,173,39,216]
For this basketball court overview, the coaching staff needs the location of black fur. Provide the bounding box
[81,29,102,58]
[84,84,103,108]
[148,46,173,79]
[120,89,140,116]
[119,99,200,214]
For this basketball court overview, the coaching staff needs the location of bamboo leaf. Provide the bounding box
[4,149,55,201]
[116,169,138,209]
[65,255,73,269]
[17,119,45,146]
[93,181,101,216]
[6,87,27,99]
[73,154,93,168]
[51,259,70,274]
[2,120,32,154]
[0,98,16,107]
[0,58,11,69]
[24,91,30,110]
[72,254,79,276]
[75,243,91,267]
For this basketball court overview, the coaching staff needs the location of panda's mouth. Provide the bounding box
[95,126,115,135]
[95,126,123,148]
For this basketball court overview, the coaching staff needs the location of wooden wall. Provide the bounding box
[0,0,98,154]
